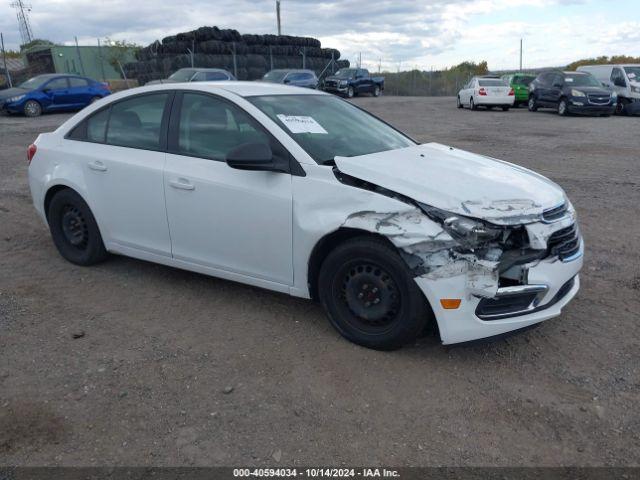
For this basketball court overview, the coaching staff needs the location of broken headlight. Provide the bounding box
[418,203,503,246]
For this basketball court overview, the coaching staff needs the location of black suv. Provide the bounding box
[528,71,616,116]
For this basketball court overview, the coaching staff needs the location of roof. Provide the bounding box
[146,81,328,97]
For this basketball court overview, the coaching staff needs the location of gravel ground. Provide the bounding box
[0,97,639,467]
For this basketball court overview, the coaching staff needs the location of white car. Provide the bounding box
[27,82,583,350]
[457,76,515,110]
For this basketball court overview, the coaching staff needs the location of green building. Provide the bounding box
[23,45,137,81]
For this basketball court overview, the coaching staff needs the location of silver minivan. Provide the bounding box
[577,64,640,115]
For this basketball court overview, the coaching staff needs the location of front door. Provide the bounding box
[163,92,293,285]
[43,77,73,109]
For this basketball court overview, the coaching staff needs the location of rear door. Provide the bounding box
[67,77,92,106]
[75,92,173,256]
[163,91,294,285]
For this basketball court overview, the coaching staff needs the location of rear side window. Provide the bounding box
[513,76,535,85]
[106,93,169,150]
[176,92,270,160]
[205,72,229,81]
[86,109,110,142]
[69,77,89,88]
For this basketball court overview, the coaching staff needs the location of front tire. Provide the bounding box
[528,95,538,112]
[47,189,108,266]
[346,86,355,98]
[23,100,42,117]
[558,98,569,116]
[373,85,380,97]
[456,96,463,108]
[318,237,431,350]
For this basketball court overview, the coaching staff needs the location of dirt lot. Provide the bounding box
[1,97,639,467]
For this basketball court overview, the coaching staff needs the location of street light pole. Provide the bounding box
[276,0,282,36]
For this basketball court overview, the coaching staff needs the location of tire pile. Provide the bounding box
[123,26,350,85]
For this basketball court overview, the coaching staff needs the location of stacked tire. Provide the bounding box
[124,26,349,83]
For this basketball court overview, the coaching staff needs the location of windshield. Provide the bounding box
[334,69,356,79]
[624,67,640,82]
[513,75,535,85]
[168,69,196,82]
[479,79,508,86]
[564,73,600,87]
[18,75,50,90]
[262,70,288,83]
[248,94,415,164]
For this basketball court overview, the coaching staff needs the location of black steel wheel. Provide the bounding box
[48,188,108,265]
[318,236,432,350]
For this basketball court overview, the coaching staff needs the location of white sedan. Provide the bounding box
[28,82,582,350]
[457,76,515,110]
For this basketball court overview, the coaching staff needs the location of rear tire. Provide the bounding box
[528,95,538,112]
[47,189,108,266]
[470,97,477,110]
[318,236,431,350]
[502,106,510,111]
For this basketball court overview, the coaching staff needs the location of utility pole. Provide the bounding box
[519,38,523,71]
[1,33,13,87]
[97,38,106,82]
[10,0,33,46]
[276,0,282,36]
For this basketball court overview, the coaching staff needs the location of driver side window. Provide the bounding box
[176,93,270,161]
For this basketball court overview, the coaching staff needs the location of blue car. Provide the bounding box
[261,69,319,89]
[0,74,111,117]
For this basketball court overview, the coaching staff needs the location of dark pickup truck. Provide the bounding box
[323,68,384,98]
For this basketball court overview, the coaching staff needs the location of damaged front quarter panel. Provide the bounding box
[341,207,506,299]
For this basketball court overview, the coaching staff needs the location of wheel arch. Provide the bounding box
[307,227,398,301]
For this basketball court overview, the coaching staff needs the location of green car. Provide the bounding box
[502,73,537,107]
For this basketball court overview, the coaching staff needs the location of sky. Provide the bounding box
[1,0,639,72]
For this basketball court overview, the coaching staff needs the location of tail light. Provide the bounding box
[478,87,487,96]
[27,143,37,164]
[508,88,515,96]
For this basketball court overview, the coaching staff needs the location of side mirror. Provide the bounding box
[226,142,280,172]
[283,79,290,84]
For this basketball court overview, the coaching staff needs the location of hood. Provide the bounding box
[145,79,168,86]
[568,85,611,95]
[0,87,28,100]
[334,143,565,226]
[326,75,350,82]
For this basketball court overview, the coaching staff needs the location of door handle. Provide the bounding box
[88,161,107,172]
[169,178,195,191]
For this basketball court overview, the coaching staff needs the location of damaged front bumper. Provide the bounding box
[416,240,582,344]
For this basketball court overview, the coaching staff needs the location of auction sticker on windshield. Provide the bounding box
[277,114,328,134]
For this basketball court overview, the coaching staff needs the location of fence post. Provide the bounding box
[97,38,106,82]
[74,36,86,76]
[1,32,12,88]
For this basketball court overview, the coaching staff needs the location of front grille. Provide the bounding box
[547,223,580,260]
[588,94,610,105]
[542,203,567,222]
[324,80,338,88]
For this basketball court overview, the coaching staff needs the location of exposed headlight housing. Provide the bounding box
[418,203,504,247]
[7,94,25,103]
[339,80,348,86]
[631,85,640,93]
[571,89,586,97]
